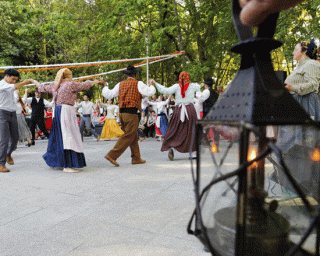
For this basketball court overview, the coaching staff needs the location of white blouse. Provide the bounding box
[147,98,170,115]
[286,57,320,95]
[194,89,210,113]
[106,104,119,119]
[154,82,200,105]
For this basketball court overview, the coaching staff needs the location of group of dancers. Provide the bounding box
[0,65,218,173]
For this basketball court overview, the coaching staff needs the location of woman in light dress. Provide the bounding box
[14,90,32,146]
[100,99,124,140]
[146,95,170,141]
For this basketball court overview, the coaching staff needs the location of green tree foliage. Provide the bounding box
[1,0,320,97]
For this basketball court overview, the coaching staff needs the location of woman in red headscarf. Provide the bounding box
[150,72,200,160]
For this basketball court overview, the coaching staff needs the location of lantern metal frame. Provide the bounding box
[187,1,320,255]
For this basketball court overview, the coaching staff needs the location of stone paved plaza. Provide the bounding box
[0,137,210,256]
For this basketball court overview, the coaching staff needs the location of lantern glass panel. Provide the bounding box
[198,123,241,255]
[266,124,320,254]
[196,122,320,255]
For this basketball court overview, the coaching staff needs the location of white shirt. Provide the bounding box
[141,97,149,110]
[0,79,16,112]
[147,98,170,115]
[102,80,156,100]
[75,101,95,115]
[194,89,210,112]
[23,96,54,108]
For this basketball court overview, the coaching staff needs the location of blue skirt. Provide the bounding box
[293,93,320,121]
[43,105,86,168]
[158,113,169,136]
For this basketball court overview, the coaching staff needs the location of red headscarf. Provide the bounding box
[179,71,190,98]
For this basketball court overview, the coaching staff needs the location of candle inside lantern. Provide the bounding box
[247,148,258,189]
[248,148,257,167]
[311,148,320,162]
[211,142,218,153]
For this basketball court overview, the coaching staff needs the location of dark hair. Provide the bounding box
[83,94,89,98]
[4,69,20,78]
[300,39,319,60]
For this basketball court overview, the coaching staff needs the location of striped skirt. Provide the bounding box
[16,113,32,142]
[43,105,86,168]
[293,93,320,121]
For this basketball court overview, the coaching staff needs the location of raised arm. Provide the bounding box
[74,80,100,92]
[137,81,156,97]
[31,79,54,94]
[43,99,54,108]
[102,83,120,100]
[14,79,33,90]
[150,79,179,96]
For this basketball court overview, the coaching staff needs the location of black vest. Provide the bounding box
[31,98,45,119]
[203,87,219,117]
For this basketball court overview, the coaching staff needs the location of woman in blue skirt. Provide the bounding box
[31,69,102,173]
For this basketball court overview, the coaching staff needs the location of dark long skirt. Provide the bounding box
[43,105,86,168]
[161,103,197,153]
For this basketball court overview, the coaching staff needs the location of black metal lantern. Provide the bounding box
[188,1,320,255]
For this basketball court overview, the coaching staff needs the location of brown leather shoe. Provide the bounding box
[132,159,146,165]
[104,155,119,167]
[0,166,10,172]
[6,156,14,165]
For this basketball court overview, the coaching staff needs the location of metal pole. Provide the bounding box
[145,37,149,85]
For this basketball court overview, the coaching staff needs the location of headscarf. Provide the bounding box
[179,71,190,98]
[300,39,319,60]
[54,68,72,91]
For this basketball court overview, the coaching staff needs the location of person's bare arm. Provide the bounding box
[14,79,32,89]
[239,0,305,27]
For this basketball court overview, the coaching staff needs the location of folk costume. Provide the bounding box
[285,40,320,121]
[154,71,200,159]
[102,65,156,166]
[23,89,53,144]
[36,68,96,172]
[202,78,219,118]
[199,78,220,146]
[14,91,32,144]
[100,104,124,139]
[277,40,320,153]
[147,98,170,138]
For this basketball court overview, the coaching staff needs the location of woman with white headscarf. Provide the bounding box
[31,68,101,173]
